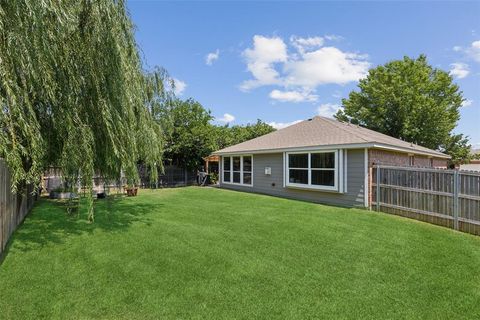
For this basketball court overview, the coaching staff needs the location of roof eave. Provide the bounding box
[213,143,376,155]
[213,142,450,159]
[371,143,451,159]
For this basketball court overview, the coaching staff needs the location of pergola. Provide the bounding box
[203,155,219,173]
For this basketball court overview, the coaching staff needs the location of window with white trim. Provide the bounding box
[222,155,253,186]
[243,156,252,184]
[286,151,339,191]
[232,156,241,183]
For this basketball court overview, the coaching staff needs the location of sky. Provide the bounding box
[128,0,480,148]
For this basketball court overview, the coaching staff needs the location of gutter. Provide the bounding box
[213,142,450,159]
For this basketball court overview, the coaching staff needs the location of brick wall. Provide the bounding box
[368,149,448,168]
[367,148,448,208]
[432,158,449,168]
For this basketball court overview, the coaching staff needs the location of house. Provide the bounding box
[213,116,450,208]
[459,149,480,172]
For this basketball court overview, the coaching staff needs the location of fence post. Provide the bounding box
[376,166,380,211]
[453,170,459,230]
[184,168,188,186]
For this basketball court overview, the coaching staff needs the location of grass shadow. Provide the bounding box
[1,194,164,259]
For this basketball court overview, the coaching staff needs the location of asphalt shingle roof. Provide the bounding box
[214,116,449,158]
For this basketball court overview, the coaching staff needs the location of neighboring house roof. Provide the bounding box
[214,116,450,158]
[460,163,480,172]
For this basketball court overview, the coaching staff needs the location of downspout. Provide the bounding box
[364,148,369,208]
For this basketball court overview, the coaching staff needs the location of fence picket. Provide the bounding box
[0,159,37,256]
[372,165,480,236]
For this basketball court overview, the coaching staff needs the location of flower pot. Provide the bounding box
[126,187,138,197]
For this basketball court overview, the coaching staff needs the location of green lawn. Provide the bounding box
[0,187,479,319]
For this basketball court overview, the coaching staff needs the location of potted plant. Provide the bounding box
[210,172,219,185]
[125,185,138,197]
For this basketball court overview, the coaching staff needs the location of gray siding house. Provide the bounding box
[213,116,450,208]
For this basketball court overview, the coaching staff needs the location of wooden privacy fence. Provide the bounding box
[0,159,37,256]
[138,164,197,188]
[372,165,480,236]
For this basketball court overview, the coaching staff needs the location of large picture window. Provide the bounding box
[222,155,253,186]
[286,151,338,191]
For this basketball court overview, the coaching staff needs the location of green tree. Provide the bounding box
[214,120,276,150]
[232,120,276,144]
[157,97,275,170]
[335,55,470,163]
[0,1,164,221]
[159,98,217,169]
[439,134,473,166]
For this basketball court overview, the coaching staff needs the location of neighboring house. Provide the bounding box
[460,149,480,172]
[213,116,450,208]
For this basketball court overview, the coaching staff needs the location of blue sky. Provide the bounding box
[128,1,480,148]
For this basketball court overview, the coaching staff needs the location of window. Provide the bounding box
[222,155,253,186]
[232,156,241,183]
[409,155,415,166]
[288,154,308,184]
[286,151,338,191]
[311,153,335,186]
[243,156,252,184]
[223,157,231,182]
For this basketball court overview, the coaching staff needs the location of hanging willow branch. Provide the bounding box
[0,0,165,221]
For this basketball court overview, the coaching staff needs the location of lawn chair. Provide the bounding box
[197,170,208,186]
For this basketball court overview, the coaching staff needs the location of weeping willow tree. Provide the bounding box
[0,0,165,221]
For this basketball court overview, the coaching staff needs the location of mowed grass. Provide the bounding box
[0,187,479,319]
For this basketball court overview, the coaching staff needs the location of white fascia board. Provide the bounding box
[371,143,451,159]
[214,142,450,159]
[213,143,375,156]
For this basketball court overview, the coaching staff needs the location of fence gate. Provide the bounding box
[372,165,480,236]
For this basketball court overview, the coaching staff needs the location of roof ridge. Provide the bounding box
[214,115,449,158]
[319,116,426,147]
[315,116,370,143]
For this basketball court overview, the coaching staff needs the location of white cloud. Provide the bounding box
[324,34,343,41]
[267,120,303,129]
[462,99,473,107]
[332,90,342,99]
[205,49,220,65]
[469,40,480,62]
[317,103,342,118]
[240,35,369,95]
[240,35,288,90]
[450,63,470,79]
[217,113,235,123]
[290,36,324,53]
[173,78,187,95]
[269,89,318,103]
[452,40,480,63]
[285,47,370,87]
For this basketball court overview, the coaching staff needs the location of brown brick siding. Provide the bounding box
[368,149,447,168]
[367,148,448,208]
[432,158,448,168]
